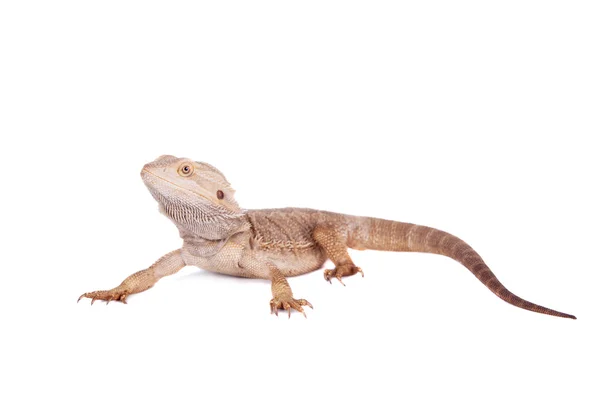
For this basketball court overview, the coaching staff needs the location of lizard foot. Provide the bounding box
[324,263,364,286]
[78,288,130,305]
[270,297,313,318]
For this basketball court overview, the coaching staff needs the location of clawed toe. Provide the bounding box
[324,264,364,285]
[78,290,130,305]
[270,297,313,318]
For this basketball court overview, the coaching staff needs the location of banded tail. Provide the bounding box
[349,217,576,319]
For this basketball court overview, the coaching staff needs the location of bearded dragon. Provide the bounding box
[78,155,576,319]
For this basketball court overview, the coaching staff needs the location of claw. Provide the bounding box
[271,300,279,316]
[324,264,363,285]
[299,299,313,309]
[324,270,334,284]
[78,289,129,305]
[270,297,312,319]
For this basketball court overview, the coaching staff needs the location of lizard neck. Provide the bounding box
[159,202,251,241]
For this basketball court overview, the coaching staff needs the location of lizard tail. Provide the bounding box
[349,217,576,319]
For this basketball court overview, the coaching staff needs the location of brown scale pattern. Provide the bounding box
[79,155,575,319]
[355,217,575,319]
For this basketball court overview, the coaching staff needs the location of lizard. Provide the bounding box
[78,155,576,319]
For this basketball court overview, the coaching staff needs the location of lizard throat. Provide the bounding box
[142,171,248,240]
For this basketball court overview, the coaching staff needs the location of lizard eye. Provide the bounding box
[178,163,194,177]
[216,190,224,200]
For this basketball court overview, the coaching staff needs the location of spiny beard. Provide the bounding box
[150,189,248,240]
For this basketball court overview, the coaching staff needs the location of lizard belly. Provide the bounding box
[182,241,326,279]
[182,248,256,278]
[252,247,327,277]
[181,233,260,278]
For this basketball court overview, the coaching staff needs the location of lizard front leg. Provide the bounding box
[269,265,312,318]
[313,225,364,285]
[78,249,186,304]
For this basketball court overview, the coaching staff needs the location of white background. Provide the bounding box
[1,1,598,399]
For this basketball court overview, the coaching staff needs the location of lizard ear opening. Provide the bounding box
[217,190,224,200]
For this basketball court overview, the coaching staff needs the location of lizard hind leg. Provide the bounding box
[312,225,364,285]
[269,265,313,318]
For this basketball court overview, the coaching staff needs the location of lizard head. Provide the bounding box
[141,155,247,239]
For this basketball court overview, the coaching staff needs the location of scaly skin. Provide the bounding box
[79,155,576,319]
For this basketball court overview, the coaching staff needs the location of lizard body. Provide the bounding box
[79,155,576,319]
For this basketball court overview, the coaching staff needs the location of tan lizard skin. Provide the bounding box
[78,155,576,319]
